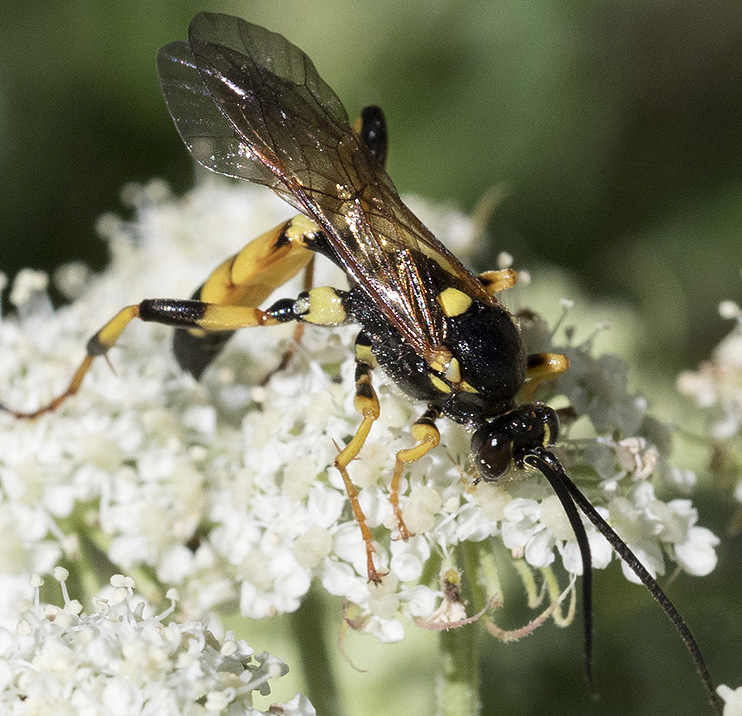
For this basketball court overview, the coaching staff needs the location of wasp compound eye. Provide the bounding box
[471,426,512,481]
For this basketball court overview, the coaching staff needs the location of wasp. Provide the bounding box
[2,12,721,713]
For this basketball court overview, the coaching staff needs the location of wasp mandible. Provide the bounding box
[2,12,721,714]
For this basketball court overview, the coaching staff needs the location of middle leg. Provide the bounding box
[333,332,385,583]
[390,405,442,540]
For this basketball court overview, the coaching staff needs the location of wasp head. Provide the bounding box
[470,404,559,481]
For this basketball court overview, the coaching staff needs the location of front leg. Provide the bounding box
[478,268,518,295]
[390,404,442,540]
[519,352,570,402]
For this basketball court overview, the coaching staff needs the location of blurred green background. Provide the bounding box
[2,1,741,714]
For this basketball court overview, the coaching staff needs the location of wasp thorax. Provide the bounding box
[446,301,526,402]
[471,404,560,481]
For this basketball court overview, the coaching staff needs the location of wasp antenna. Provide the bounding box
[525,448,722,716]
[524,450,596,699]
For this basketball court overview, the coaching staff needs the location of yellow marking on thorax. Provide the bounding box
[428,356,480,395]
[437,287,473,317]
[428,346,453,374]
[429,374,452,394]
[444,357,461,383]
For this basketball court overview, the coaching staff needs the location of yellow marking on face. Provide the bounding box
[429,374,452,394]
[300,286,347,325]
[437,287,473,318]
[459,380,479,394]
[445,358,461,384]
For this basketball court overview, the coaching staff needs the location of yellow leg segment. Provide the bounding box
[199,214,317,308]
[519,352,570,402]
[2,298,283,419]
[191,304,280,331]
[174,214,319,378]
[478,268,518,295]
[334,336,384,583]
[390,406,441,540]
[1,305,141,419]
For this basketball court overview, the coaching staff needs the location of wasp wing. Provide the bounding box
[158,12,351,213]
[158,12,493,360]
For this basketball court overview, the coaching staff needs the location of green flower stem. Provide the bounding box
[437,542,482,716]
[290,587,345,716]
[437,623,480,716]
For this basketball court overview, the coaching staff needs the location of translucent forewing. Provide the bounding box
[157,39,288,197]
[157,12,494,362]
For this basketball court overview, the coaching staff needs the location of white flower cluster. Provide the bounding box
[0,568,314,715]
[678,299,742,503]
[513,309,719,584]
[718,684,742,716]
[0,179,718,642]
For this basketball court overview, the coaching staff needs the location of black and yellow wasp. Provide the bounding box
[2,12,720,713]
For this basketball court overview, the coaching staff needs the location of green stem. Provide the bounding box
[289,587,345,716]
[437,624,480,716]
[436,543,481,716]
